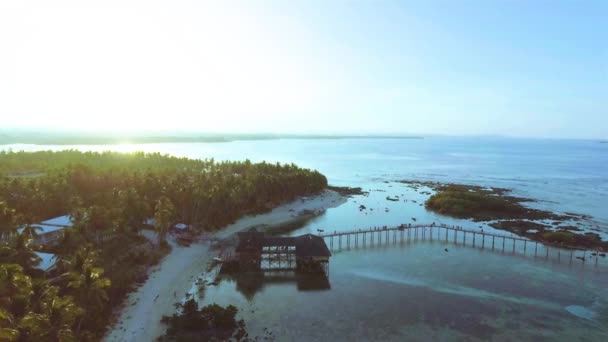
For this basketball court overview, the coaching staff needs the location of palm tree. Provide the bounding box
[55,229,80,260]
[59,246,97,277]
[0,263,33,319]
[12,232,42,272]
[83,206,111,244]
[20,224,42,242]
[0,233,41,274]
[0,202,18,241]
[116,188,150,233]
[154,196,175,244]
[0,308,19,341]
[19,280,82,342]
[57,246,110,333]
[67,264,111,312]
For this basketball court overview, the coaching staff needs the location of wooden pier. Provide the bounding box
[319,223,606,268]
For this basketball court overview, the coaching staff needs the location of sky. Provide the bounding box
[0,0,606,139]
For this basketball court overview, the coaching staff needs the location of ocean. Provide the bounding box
[4,136,608,340]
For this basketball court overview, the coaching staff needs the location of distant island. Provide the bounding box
[0,131,424,145]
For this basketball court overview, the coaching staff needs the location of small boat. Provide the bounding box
[212,257,224,263]
[317,229,325,233]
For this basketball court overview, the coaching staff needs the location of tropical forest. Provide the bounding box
[0,150,327,341]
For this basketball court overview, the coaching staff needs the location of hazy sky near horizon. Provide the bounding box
[1,0,606,139]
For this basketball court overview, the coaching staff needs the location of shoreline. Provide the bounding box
[0,133,424,146]
[104,189,346,342]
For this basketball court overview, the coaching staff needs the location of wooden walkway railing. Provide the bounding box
[319,224,606,267]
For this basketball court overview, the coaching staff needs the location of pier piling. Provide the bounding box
[319,224,603,271]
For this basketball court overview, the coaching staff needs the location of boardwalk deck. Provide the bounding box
[319,223,606,268]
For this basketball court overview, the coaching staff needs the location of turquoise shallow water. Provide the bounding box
[4,137,608,340]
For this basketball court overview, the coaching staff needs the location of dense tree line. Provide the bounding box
[0,150,327,229]
[0,150,328,340]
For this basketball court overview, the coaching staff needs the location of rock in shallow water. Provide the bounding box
[565,305,597,320]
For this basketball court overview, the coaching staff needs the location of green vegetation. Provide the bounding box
[159,299,247,341]
[487,221,607,250]
[424,184,562,222]
[418,181,606,250]
[0,150,328,340]
[0,238,107,341]
[0,150,327,227]
[538,231,607,250]
[488,220,549,236]
[327,185,368,197]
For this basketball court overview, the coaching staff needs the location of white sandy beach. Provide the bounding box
[104,189,346,342]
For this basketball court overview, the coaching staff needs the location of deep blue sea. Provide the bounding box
[4,137,608,340]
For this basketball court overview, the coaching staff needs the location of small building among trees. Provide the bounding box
[18,215,73,246]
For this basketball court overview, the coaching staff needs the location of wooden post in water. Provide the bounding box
[371,230,374,246]
[339,235,342,250]
[347,234,350,250]
[535,242,538,257]
[473,232,476,247]
[482,234,485,249]
[492,236,495,250]
[512,239,516,253]
[502,237,506,252]
[330,236,334,250]
[545,246,549,259]
[523,240,526,255]
[596,252,599,267]
[558,250,560,262]
[445,228,448,242]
